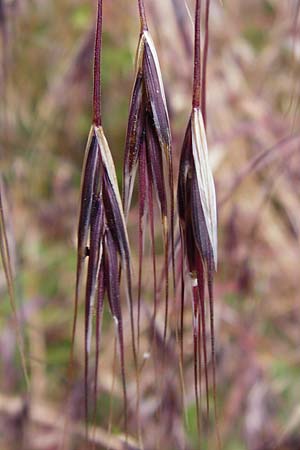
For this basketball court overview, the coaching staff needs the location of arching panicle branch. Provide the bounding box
[193,0,202,109]
[93,0,103,126]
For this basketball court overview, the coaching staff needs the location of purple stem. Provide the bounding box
[138,0,148,31]
[93,0,103,126]
[192,0,202,109]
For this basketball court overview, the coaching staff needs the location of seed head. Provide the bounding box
[123,24,175,343]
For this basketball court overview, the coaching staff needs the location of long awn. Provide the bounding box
[177,0,219,437]
[123,0,175,351]
[70,0,136,435]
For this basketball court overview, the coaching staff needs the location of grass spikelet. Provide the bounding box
[0,174,29,388]
[123,0,175,346]
[177,0,219,439]
[70,0,135,438]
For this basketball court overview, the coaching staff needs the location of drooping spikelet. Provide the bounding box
[123,0,174,345]
[177,0,218,434]
[71,0,135,432]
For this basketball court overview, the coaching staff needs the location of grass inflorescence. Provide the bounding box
[177,0,219,439]
[123,0,175,352]
[71,0,136,436]
[68,0,219,446]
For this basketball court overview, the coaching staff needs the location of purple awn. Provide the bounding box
[177,0,218,436]
[71,0,136,434]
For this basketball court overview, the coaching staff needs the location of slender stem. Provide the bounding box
[93,0,102,126]
[201,0,210,128]
[138,0,148,31]
[192,0,202,109]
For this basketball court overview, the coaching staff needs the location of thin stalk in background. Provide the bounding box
[201,0,210,128]
[0,176,30,388]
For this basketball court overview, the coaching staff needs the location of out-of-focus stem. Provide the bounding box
[201,0,210,128]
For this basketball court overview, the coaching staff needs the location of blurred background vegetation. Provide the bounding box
[0,0,300,449]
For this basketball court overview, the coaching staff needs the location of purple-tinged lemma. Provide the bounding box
[123,0,175,345]
[71,0,135,432]
[177,0,218,435]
